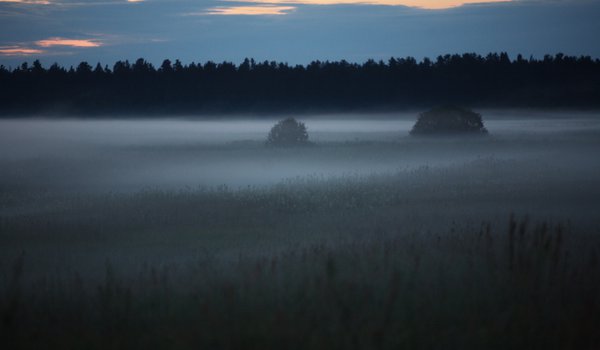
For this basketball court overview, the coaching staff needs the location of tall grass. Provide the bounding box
[1,216,599,349]
[1,158,599,349]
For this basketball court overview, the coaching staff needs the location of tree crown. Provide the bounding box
[410,106,488,135]
[266,118,309,146]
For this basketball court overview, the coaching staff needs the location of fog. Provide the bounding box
[1,110,600,291]
[1,111,599,193]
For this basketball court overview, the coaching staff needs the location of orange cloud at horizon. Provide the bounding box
[203,5,296,15]
[0,0,51,4]
[0,46,44,56]
[35,38,101,48]
[0,0,145,3]
[224,0,510,10]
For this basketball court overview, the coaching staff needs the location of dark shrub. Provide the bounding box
[266,118,310,146]
[410,106,488,135]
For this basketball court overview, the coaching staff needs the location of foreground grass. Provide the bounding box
[1,159,600,349]
[1,217,599,349]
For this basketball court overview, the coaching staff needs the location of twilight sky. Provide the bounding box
[0,0,599,67]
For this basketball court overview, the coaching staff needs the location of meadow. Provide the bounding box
[1,111,599,349]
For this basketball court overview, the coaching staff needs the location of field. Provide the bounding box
[1,111,600,349]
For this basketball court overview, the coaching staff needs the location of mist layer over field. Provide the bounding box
[1,111,600,349]
[1,110,598,273]
[1,111,599,192]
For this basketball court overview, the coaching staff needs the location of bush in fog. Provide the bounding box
[266,118,310,146]
[410,106,488,135]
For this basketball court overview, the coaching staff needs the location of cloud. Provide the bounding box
[0,0,510,10]
[200,5,296,15]
[0,0,146,5]
[0,37,102,56]
[0,46,44,56]
[0,0,50,4]
[0,0,516,9]
[0,0,599,66]
[35,37,102,47]
[220,0,511,10]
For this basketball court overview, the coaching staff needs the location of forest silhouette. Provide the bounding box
[1,53,599,115]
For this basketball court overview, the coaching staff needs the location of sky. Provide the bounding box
[0,0,599,67]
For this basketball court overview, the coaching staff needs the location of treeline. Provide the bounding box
[1,52,599,115]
